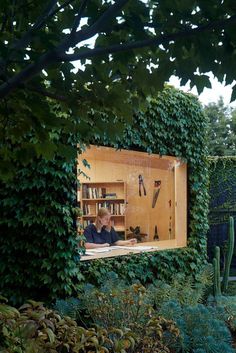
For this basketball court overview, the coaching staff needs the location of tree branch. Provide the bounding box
[59,0,130,51]
[27,85,68,102]
[12,0,58,52]
[59,14,236,61]
[0,0,129,99]
[0,50,59,99]
[10,0,75,52]
[1,13,236,100]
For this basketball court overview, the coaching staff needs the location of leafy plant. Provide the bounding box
[0,299,179,353]
[212,217,235,296]
[207,295,236,334]
[80,272,153,331]
[159,301,235,353]
[149,264,213,309]
[53,297,82,321]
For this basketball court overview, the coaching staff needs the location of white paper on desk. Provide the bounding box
[85,251,97,256]
[114,246,158,251]
[87,247,112,253]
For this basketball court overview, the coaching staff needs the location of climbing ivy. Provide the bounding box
[0,112,85,304]
[0,86,209,304]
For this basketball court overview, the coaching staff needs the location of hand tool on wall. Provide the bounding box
[169,199,172,238]
[138,174,146,196]
[152,180,161,208]
[154,225,159,240]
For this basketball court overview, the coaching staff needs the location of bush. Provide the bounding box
[159,301,234,353]
[0,298,179,353]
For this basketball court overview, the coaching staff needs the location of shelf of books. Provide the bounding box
[78,181,127,237]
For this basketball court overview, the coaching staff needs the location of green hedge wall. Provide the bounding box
[0,86,209,304]
[79,86,209,283]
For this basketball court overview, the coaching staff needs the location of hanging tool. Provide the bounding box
[154,225,159,241]
[152,180,161,208]
[138,174,146,196]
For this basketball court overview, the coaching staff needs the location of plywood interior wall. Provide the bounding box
[78,145,187,243]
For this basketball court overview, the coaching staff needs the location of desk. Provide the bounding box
[80,239,186,261]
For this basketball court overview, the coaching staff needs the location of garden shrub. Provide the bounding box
[207,295,236,334]
[159,301,235,353]
[0,299,179,353]
[79,272,153,330]
[149,264,213,308]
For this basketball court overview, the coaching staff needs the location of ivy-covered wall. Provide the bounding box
[0,86,209,304]
[79,86,209,283]
[207,157,236,265]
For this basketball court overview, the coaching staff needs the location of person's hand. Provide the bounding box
[127,238,137,245]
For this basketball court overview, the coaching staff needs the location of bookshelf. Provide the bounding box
[78,181,127,236]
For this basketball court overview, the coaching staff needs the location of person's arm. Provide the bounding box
[114,238,137,246]
[85,242,110,249]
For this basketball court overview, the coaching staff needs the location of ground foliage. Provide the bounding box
[0,297,179,353]
[1,0,236,178]
[54,271,236,353]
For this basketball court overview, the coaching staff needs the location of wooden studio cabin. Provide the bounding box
[77,145,187,260]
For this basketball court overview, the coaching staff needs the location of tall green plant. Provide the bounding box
[213,246,222,296]
[212,217,235,295]
[222,217,235,292]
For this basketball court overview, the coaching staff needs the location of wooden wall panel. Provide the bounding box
[78,145,186,244]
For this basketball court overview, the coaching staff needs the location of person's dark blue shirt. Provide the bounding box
[84,223,119,245]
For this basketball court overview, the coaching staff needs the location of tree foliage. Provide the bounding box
[204,97,236,156]
[1,0,236,177]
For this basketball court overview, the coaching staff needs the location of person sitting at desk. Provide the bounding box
[84,207,137,249]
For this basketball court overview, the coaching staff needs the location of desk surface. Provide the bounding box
[80,240,185,261]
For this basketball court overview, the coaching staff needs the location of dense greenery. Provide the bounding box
[1,1,236,177]
[54,270,236,353]
[0,127,85,304]
[2,268,236,352]
[204,97,236,156]
[0,297,179,353]
[0,86,209,304]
